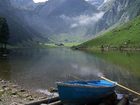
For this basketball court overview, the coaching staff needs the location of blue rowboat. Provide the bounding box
[57,80,117,105]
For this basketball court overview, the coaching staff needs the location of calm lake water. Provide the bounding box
[0,48,140,94]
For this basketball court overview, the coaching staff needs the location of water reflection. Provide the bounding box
[0,57,11,80]
[0,48,139,93]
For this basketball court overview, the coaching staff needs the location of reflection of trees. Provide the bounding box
[0,57,11,80]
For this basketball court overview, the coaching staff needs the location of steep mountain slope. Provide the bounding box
[38,0,97,17]
[96,0,140,33]
[78,15,140,50]
[10,0,38,10]
[0,0,47,45]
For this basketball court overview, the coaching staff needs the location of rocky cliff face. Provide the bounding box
[95,0,140,33]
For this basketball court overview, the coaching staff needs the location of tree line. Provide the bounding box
[0,17,9,50]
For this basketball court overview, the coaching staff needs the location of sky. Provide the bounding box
[33,0,48,3]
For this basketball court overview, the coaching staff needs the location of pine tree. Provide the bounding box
[0,17,9,49]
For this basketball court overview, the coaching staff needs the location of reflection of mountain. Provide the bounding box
[3,48,139,92]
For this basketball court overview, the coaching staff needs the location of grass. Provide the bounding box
[78,16,140,50]
[49,33,88,43]
[63,42,81,47]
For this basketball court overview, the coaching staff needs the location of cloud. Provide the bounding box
[33,0,48,3]
[75,12,104,25]
[104,0,108,3]
[60,12,104,28]
[85,0,110,4]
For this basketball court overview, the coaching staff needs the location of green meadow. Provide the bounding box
[78,16,140,50]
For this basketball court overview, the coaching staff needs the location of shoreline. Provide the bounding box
[73,46,140,52]
[0,79,139,105]
[0,79,48,105]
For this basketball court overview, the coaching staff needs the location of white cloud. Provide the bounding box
[60,12,104,28]
[85,0,111,4]
[104,0,108,3]
[33,0,48,3]
[103,0,112,3]
[75,12,104,25]
[71,24,78,28]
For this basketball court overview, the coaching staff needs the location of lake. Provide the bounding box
[0,48,140,94]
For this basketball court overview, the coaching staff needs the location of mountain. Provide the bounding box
[77,15,140,50]
[36,0,140,43]
[0,0,140,45]
[95,0,140,33]
[38,0,97,17]
[77,0,140,50]
[0,0,47,46]
[0,0,103,44]
[34,0,104,42]
[10,0,38,10]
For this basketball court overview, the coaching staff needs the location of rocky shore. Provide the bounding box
[0,79,48,105]
[0,78,139,105]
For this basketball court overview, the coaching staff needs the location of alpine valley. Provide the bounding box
[0,0,140,46]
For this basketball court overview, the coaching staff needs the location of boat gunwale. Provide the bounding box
[56,82,116,89]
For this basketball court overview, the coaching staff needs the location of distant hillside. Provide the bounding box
[77,16,140,50]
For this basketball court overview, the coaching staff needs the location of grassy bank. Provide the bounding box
[77,16,140,50]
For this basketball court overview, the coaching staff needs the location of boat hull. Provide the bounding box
[57,80,116,105]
